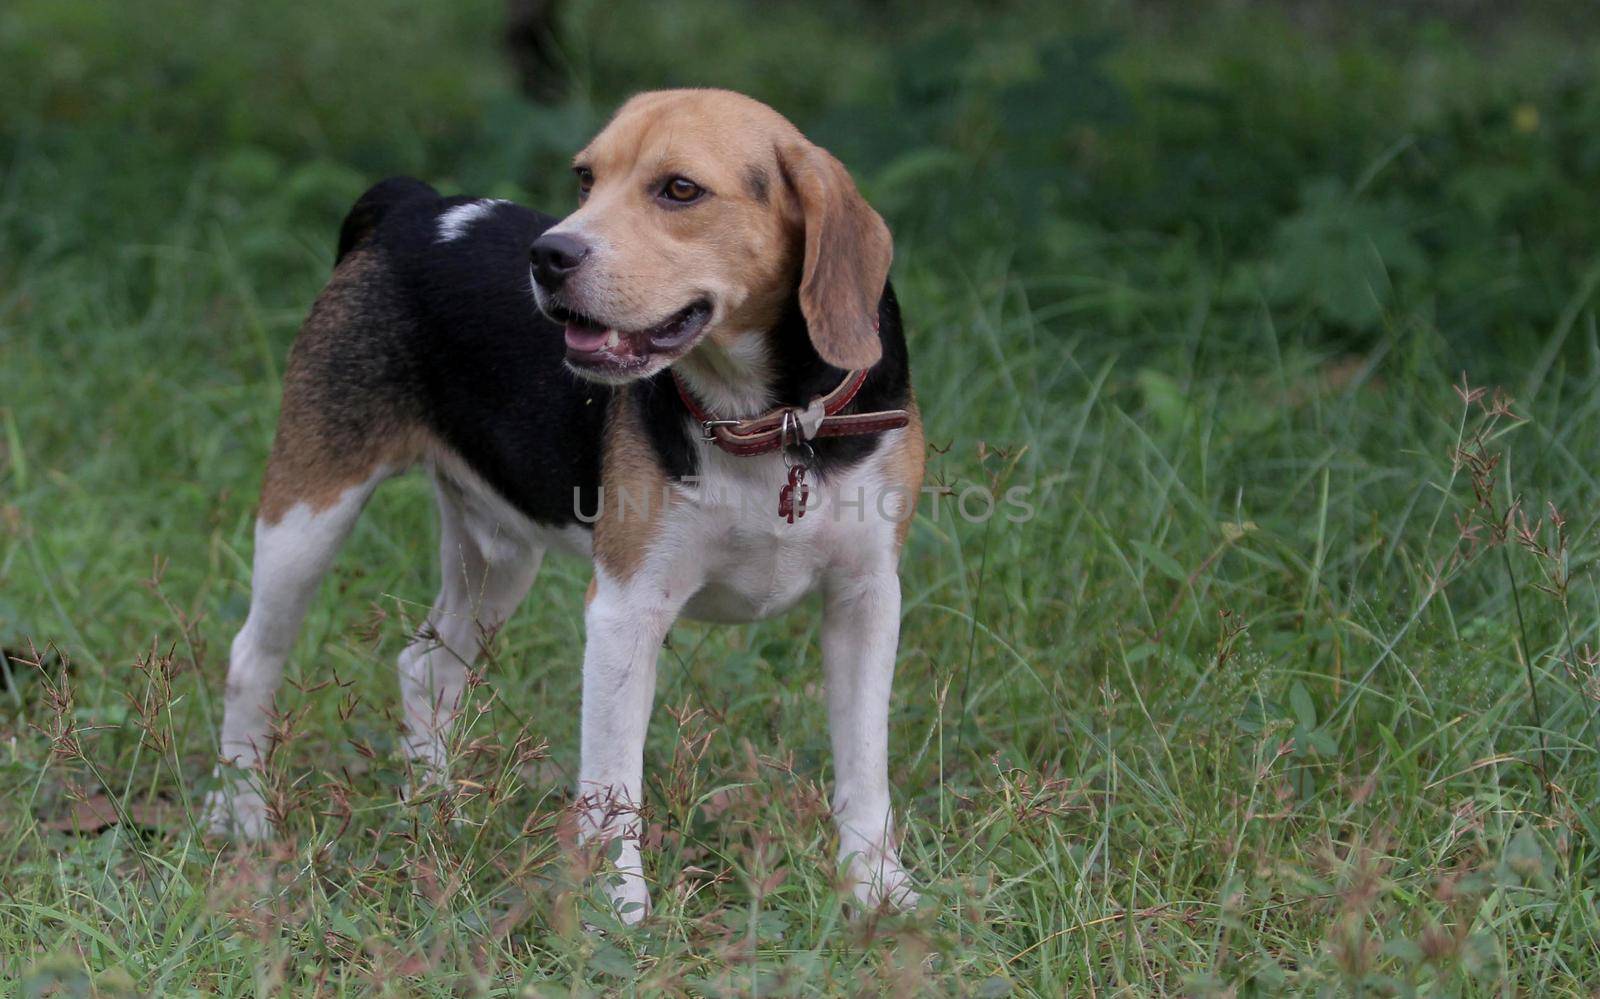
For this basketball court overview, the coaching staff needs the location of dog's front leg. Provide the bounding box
[575,572,679,925]
[822,562,919,912]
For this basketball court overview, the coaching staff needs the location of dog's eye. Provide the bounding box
[659,177,705,204]
[574,166,594,199]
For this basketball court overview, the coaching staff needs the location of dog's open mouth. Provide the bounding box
[548,299,712,374]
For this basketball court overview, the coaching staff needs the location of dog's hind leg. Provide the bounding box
[204,249,422,839]
[204,472,386,839]
[397,473,542,782]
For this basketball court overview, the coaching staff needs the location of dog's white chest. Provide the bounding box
[678,480,829,622]
[671,449,887,623]
[682,525,823,622]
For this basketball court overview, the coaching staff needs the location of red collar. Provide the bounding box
[672,369,910,457]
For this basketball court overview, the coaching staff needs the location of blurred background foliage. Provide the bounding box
[7,0,1600,365]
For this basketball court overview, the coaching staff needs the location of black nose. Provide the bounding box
[530,232,590,289]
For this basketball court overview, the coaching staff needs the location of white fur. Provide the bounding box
[401,451,590,777]
[575,563,679,919]
[674,334,778,419]
[205,469,391,837]
[435,199,508,243]
[577,424,919,920]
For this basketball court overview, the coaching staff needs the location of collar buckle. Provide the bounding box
[699,418,741,442]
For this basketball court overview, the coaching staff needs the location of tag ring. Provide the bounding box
[779,411,815,467]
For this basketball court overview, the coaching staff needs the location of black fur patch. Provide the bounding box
[325,179,605,526]
[336,176,439,264]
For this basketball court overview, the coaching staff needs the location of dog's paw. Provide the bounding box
[843,853,920,913]
[202,779,273,841]
[599,870,652,927]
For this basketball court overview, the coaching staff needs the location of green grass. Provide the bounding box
[4,2,1600,994]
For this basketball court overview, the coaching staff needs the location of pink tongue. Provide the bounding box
[564,325,614,352]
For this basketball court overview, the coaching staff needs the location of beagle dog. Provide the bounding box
[204,89,924,921]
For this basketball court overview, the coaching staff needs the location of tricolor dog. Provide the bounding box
[205,89,924,921]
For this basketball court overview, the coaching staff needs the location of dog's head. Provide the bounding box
[531,89,892,384]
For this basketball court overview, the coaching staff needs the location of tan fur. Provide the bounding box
[777,141,893,370]
[258,252,424,524]
[592,391,675,580]
[555,88,890,370]
[887,399,926,549]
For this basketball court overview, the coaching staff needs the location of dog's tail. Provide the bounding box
[335,176,439,265]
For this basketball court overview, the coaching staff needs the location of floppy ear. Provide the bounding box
[778,141,892,370]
